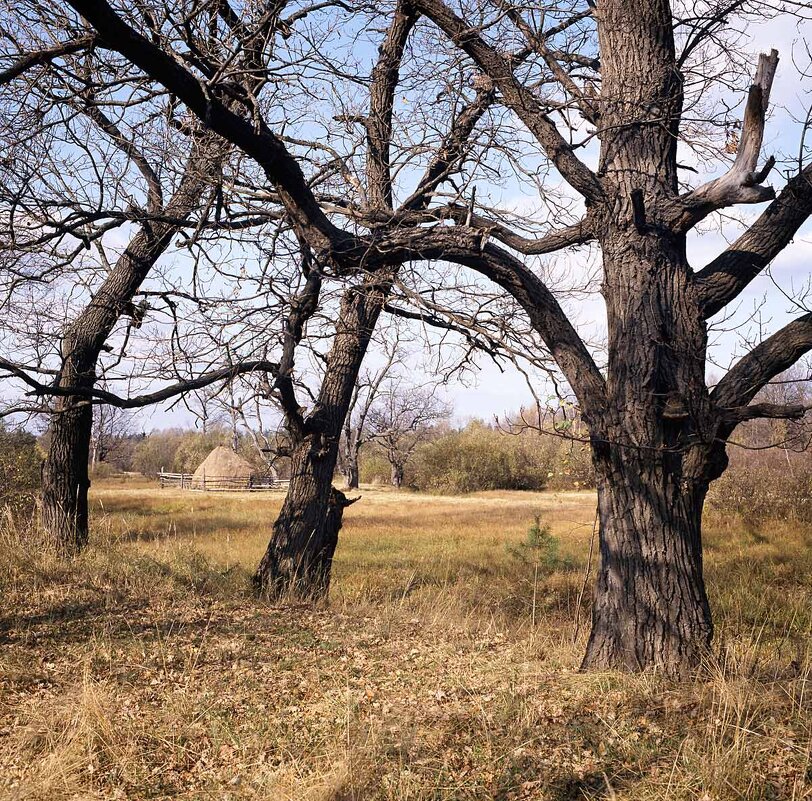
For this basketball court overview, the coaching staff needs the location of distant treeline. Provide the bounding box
[2,398,810,514]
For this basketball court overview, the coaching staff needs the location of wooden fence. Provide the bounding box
[158,470,290,492]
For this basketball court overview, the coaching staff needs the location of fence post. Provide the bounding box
[202,470,206,492]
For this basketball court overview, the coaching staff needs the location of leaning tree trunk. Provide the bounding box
[254,1,418,598]
[253,437,351,599]
[40,326,101,554]
[41,386,94,555]
[253,272,394,599]
[39,132,227,553]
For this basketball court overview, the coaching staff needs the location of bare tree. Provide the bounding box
[19,0,812,677]
[366,378,450,487]
[0,0,296,552]
[340,333,404,489]
[89,403,132,471]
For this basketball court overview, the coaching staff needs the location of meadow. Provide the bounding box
[0,479,810,800]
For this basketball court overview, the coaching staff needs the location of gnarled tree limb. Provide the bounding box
[696,163,812,318]
[675,50,779,230]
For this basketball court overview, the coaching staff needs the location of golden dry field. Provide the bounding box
[0,479,811,800]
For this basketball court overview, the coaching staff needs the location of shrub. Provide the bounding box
[0,425,41,515]
[507,515,562,570]
[407,421,559,493]
[358,450,392,485]
[708,447,812,528]
[355,420,596,493]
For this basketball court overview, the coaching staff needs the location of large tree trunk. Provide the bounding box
[253,272,392,599]
[581,450,713,674]
[41,393,94,555]
[575,0,718,675]
[253,437,351,599]
[581,220,717,674]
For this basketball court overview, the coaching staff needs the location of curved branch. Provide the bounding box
[695,164,812,318]
[65,0,350,253]
[711,312,812,413]
[384,228,606,415]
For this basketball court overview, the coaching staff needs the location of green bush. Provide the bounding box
[408,421,559,493]
[507,514,564,571]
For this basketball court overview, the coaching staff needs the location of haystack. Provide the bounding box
[191,446,254,490]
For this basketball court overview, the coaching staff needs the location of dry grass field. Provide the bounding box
[0,479,810,800]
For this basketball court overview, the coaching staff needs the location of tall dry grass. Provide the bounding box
[0,480,810,799]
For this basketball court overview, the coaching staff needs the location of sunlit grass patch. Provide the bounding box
[0,480,810,799]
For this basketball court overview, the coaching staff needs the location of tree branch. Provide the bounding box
[65,0,351,254]
[1,357,279,409]
[366,0,419,209]
[675,50,779,230]
[695,164,812,318]
[400,87,495,212]
[720,401,812,426]
[82,101,164,213]
[0,35,97,85]
[411,0,604,205]
[438,242,606,416]
[711,312,812,412]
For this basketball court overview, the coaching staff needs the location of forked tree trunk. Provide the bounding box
[253,272,393,599]
[253,437,351,599]
[581,452,713,673]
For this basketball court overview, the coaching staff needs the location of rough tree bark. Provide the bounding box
[575,0,717,672]
[253,271,393,598]
[41,132,227,553]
